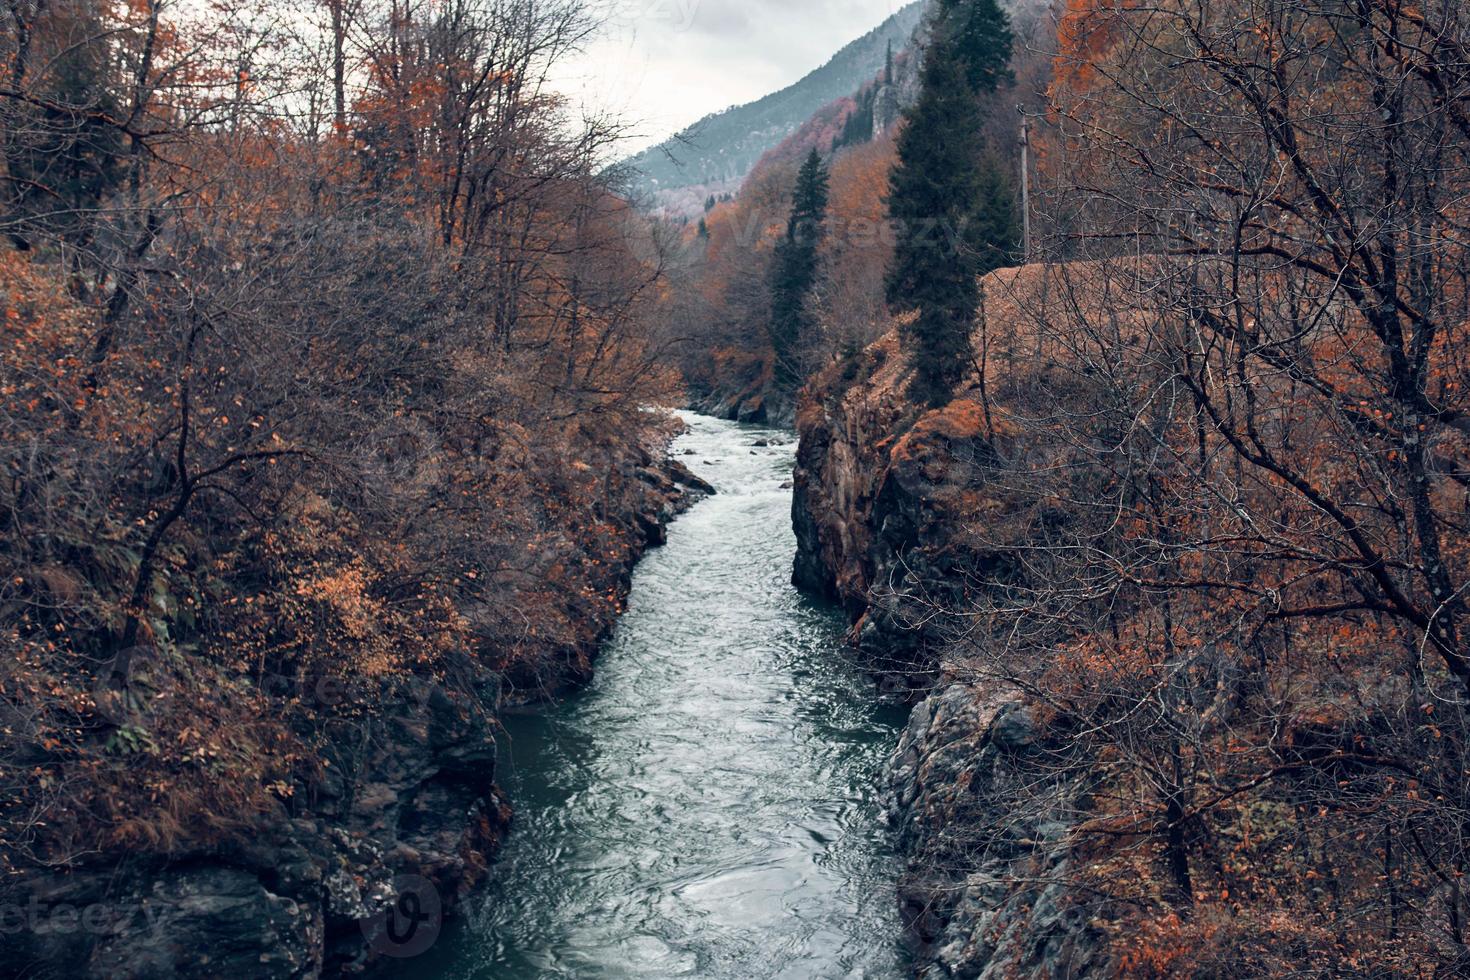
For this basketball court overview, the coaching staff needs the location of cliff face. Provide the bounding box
[790,341,897,618]
[890,684,1106,979]
[791,291,1109,977]
[2,450,711,980]
[791,335,1011,691]
[10,670,513,979]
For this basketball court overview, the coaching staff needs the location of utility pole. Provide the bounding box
[1019,112,1032,262]
[1020,111,1040,369]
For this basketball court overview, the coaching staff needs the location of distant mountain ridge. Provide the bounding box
[624,1,926,213]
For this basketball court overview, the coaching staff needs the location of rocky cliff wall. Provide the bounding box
[791,333,1010,691]
[685,346,787,427]
[791,283,1111,977]
[2,450,712,980]
[889,682,1106,979]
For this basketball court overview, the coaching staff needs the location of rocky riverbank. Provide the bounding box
[1,447,711,980]
[683,348,801,428]
[491,452,715,705]
[887,682,1106,979]
[791,295,1111,978]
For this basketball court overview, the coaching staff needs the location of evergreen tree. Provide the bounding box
[769,149,829,392]
[941,0,1014,93]
[697,216,709,239]
[884,0,1017,408]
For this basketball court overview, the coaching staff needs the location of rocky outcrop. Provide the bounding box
[890,683,1107,979]
[634,458,716,548]
[791,336,1008,690]
[4,666,510,979]
[686,352,783,427]
[792,309,1110,977]
[1,450,710,980]
[689,388,776,427]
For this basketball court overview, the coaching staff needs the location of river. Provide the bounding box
[391,412,909,978]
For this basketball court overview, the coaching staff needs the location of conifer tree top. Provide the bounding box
[934,0,1014,95]
[788,149,830,235]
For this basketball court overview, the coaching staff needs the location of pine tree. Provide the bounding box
[942,0,1014,93]
[769,149,830,393]
[885,49,986,408]
[884,0,1017,408]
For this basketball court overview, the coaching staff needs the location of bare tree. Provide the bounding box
[903,0,1470,969]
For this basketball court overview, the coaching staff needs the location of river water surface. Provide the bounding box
[398,413,909,978]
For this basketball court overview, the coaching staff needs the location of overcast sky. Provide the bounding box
[556,0,911,156]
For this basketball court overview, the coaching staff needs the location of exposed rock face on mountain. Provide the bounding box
[624,2,925,213]
[1,452,711,980]
[791,277,1111,976]
[871,80,904,138]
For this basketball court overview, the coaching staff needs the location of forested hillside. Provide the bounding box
[622,1,925,215]
[0,0,708,974]
[663,0,1055,423]
[4,0,1470,974]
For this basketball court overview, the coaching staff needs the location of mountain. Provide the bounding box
[623,1,926,214]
